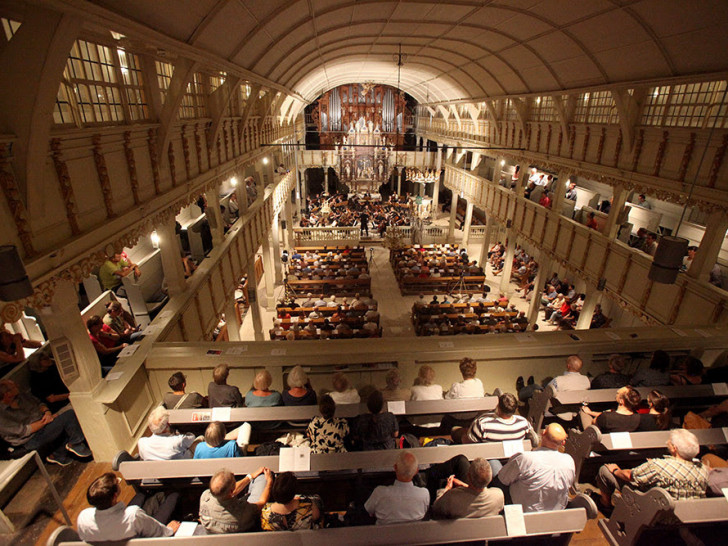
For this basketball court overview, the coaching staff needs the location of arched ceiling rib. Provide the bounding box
[90,0,728,105]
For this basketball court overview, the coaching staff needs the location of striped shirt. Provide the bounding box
[468,413,533,443]
[632,456,709,500]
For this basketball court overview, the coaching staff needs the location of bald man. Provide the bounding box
[364,451,430,525]
[493,424,575,512]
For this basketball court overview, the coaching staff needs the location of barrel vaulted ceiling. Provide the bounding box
[91,0,728,105]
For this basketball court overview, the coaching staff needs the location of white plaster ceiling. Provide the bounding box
[93,0,728,104]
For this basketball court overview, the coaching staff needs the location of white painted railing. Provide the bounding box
[293,226,360,244]
[469,225,488,240]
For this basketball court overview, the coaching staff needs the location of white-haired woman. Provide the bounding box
[283,365,317,406]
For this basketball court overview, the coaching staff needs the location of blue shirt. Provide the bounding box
[193,440,241,459]
[245,390,283,407]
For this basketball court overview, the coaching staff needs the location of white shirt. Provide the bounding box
[548,371,590,393]
[365,480,430,525]
[410,384,444,401]
[446,378,484,399]
[330,389,360,405]
[77,502,173,541]
[497,448,575,513]
[137,432,195,461]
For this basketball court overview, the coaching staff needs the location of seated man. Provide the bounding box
[493,423,574,512]
[365,451,430,525]
[77,472,179,541]
[596,428,709,507]
[453,393,537,445]
[163,371,206,409]
[208,363,244,407]
[431,456,505,519]
[137,406,196,460]
[0,379,91,465]
[199,467,273,534]
[98,252,140,294]
[30,354,70,413]
[0,329,42,369]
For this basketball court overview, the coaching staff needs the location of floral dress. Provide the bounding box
[306,416,349,453]
[261,496,321,531]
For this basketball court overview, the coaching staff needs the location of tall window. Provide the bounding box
[179,73,208,119]
[573,93,590,123]
[209,72,226,93]
[641,86,671,126]
[665,81,727,128]
[586,91,618,124]
[117,48,148,121]
[531,96,555,122]
[156,60,174,103]
[1,17,20,40]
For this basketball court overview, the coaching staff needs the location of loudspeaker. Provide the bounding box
[0,245,33,301]
[649,236,689,284]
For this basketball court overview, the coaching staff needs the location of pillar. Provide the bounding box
[431,148,442,219]
[300,169,307,211]
[235,176,248,217]
[551,171,569,213]
[492,156,504,185]
[499,231,516,293]
[284,194,294,249]
[271,212,283,284]
[324,168,329,194]
[246,260,264,341]
[687,210,728,283]
[155,220,187,296]
[602,184,628,239]
[461,202,474,248]
[205,186,224,245]
[479,215,496,267]
[447,189,459,242]
[397,166,403,195]
[255,166,265,202]
[224,298,241,341]
[526,254,551,328]
[261,238,275,309]
[576,287,602,330]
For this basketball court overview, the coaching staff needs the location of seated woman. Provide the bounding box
[29,354,69,413]
[355,390,398,451]
[580,386,642,433]
[103,301,143,343]
[245,370,283,407]
[0,329,42,370]
[86,315,127,375]
[282,366,317,406]
[328,372,360,405]
[261,472,322,531]
[381,369,410,402]
[638,390,671,431]
[445,358,484,399]
[307,395,349,454]
[410,365,444,400]
[194,421,249,459]
[670,356,704,386]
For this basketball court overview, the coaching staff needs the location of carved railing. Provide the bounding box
[293,226,360,244]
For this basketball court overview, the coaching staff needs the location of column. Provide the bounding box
[224,298,241,341]
[261,239,275,309]
[515,165,529,197]
[447,190,459,242]
[687,210,728,283]
[498,232,516,293]
[284,194,294,249]
[479,215,495,267]
[550,171,569,214]
[246,261,264,341]
[205,186,224,245]
[271,212,283,284]
[155,220,186,296]
[324,168,329,194]
[397,166,403,195]
[526,254,551,328]
[255,165,265,202]
[602,184,628,239]
[461,202,474,248]
[431,146,443,218]
[576,287,602,330]
[235,176,248,217]
[300,169,308,211]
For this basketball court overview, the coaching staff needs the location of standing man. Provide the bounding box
[359,208,370,237]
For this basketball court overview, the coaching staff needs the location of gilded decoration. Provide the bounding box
[168,142,177,186]
[0,144,36,257]
[596,127,606,165]
[147,128,161,195]
[678,133,696,182]
[123,132,141,205]
[631,129,644,172]
[708,134,728,188]
[653,131,669,177]
[50,138,81,236]
[581,126,590,162]
[614,129,623,166]
[92,135,115,218]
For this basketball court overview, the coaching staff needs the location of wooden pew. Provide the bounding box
[599,486,728,546]
[565,426,728,488]
[121,249,168,328]
[50,507,589,546]
[287,278,371,297]
[527,383,728,432]
[118,440,534,482]
[166,397,499,426]
[398,275,486,295]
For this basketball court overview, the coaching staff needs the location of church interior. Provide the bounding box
[1,1,728,544]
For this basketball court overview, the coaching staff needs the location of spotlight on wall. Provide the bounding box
[262,157,269,165]
[649,236,689,284]
[150,231,160,249]
[0,245,34,301]
[500,160,506,166]
[230,176,238,187]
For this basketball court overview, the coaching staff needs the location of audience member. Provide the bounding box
[493,423,574,512]
[596,429,708,508]
[103,301,143,343]
[580,386,641,433]
[630,350,671,387]
[163,371,206,409]
[208,364,244,407]
[245,370,283,407]
[0,379,91,465]
[591,354,630,389]
[410,365,443,400]
[194,421,243,459]
[86,315,127,375]
[356,390,398,451]
[548,355,591,392]
[329,372,360,404]
[199,467,272,533]
[0,329,42,368]
[445,358,485,399]
[453,393,536,445]
[364,451,429,525]
[431,457,505,519]
[670,356,704,386]
[98,252,140,294]
[77,472,179,541]
[29,354,69,413]
[381,369,410,402]
[137,406,195,460]
[261,472,323,531]
[639,390,671,431]
[282,366,317,406]
[307,394,349,454]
